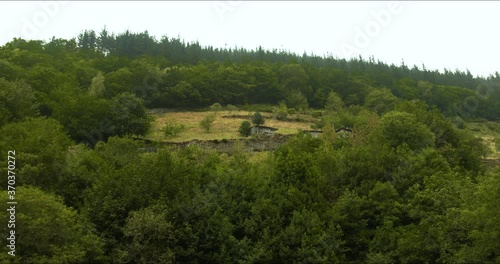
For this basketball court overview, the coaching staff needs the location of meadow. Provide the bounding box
[466,120,500,159]
[148,109,319,142]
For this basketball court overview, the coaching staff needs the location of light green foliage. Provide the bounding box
[199,112,216,132]
[162,121,186,138]
[104,67,133,98]
[59,144,106,209]
[280,209,343,263]
[89,71,105,96]
[226,104,238,114]
[25,64,77,95]
[453,169,500,263]
[0,57,23,80]
[364,88,399,115]
[324,91,345,112]
[120,205,176,263]
[209,102,222,114]
[274,102,289,120]
[0,186,105,264]
[0,78,38,127]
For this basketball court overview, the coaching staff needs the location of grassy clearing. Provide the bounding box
[148,110,318,142]
[466,121,500,159]
[148,109,500,159]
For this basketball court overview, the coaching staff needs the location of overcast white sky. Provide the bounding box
[1,1,498,77]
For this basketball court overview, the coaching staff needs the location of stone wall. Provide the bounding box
[162,134,293,153]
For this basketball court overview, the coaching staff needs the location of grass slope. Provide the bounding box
[148,110,318,142]
[466,121,500,159]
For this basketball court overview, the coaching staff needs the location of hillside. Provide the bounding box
[1,30,499,263]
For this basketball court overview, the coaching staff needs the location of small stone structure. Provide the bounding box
[250,125,278,135]
[335,127,352,133]
[302,130,324,138]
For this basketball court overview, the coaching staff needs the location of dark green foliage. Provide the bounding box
[376,111,435,151]
[3,33,499,121]
[108,92,153,137]
[0,107,496,263]
[251,111,265,126]
[51,90,111,143]
[285,89,309,110]
[1,30,499,263]
[238,120,251,137]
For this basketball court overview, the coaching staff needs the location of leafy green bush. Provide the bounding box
[486,122,500,132]
[226,104,238,114]
[239,121,252,137]
[311,110,323,118]
[210,102,222,113]
[163,122,186,138]
[200,113,216,133]
[252,112,265,126]
[274,102,289,121]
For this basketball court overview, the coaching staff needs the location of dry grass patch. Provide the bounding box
[148,110,317,142]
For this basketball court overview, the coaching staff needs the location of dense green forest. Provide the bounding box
[0,29,499,263]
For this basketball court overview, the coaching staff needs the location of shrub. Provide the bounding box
[226,104,238,113]
[239,121,252,137]
[311,110,323,118]
[200,113,216,133]
[163,122,186,138]
[252,112,265,126]
[274,102,289,121]
[210,102,222,114]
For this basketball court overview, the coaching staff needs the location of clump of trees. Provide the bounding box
[3,30,499,125]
